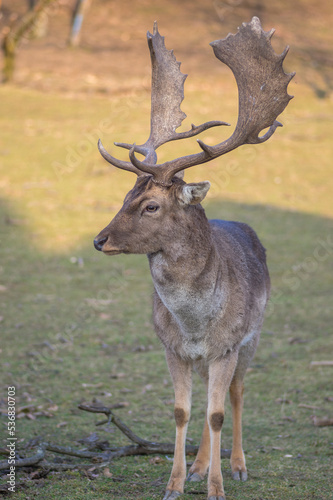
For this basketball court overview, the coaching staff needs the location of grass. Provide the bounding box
[0,70,333,500]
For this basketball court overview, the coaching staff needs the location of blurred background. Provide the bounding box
[0,0,332,249]
[0,0,332,94]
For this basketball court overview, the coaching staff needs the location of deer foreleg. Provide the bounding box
[207,351,239,500]
[187,378,210,482]
[163,350,192,500]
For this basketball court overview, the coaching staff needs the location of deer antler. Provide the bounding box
[99,18,294,187]
[98,22,226,184]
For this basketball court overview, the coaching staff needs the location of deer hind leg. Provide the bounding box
[187,410,210,482]
[229,379,247,481]
[229,335,260,482]
[163,350,192,500]
[207,351,239,500]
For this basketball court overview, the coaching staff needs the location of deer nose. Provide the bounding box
[94,236,108,251]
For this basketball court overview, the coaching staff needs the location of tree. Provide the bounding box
[69,0,92,47]
[2,0,55,83]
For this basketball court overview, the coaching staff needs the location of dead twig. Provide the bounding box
[0,405,231,473]
[298,404,323,410]
[45,442,108,459]
[36,461,110,471]
[78,404,231,459]
[0,444,46,470]
[78,404,153,446]
[310,361,333,367]
[312,416,333,427]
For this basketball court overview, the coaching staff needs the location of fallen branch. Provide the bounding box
[0,405,230,473]
[0,444,46,470]
[310,361,333,367]
[298,404,323,410]
[78,404,153,446]
[45,442,108,459]
[312,416,333,427]
[0,481,28,494]
[78,403,231,459]
[35,460,108,471]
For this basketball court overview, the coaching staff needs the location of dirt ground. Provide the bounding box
[0,0,332,97]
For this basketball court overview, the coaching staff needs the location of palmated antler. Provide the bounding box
[98,21,226,185]
[99,17,294,187]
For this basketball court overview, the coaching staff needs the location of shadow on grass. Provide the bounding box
[0,196,332,499]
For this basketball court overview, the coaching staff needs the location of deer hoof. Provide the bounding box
[208,496,225,500]
[187,472,203,482]
[163,490,182,500]
[232,470,248,482]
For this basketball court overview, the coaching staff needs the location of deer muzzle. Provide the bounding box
[93,227,126,255]
[93,235,107,252]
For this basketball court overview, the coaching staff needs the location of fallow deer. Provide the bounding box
[93,17,294,500]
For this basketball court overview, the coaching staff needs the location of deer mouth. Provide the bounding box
[103,248,123,256]
[103,244,131,255]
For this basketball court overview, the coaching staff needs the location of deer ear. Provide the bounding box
[174,170,184,180]
[177,181,211,206]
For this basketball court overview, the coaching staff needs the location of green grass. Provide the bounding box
[0,78,332,499]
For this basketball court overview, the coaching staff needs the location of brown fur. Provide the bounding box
[174,408,187,428]
[210,412,225,432]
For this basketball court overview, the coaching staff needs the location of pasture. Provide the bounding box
[0,1,332,498]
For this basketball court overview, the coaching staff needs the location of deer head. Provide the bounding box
[94,17,294,254]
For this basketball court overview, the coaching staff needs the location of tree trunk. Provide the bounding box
[69,0,92,47]
[2,0,55,83]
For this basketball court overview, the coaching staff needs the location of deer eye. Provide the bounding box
[145,204,159,213]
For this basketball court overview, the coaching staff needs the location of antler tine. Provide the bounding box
[98,139,145,176]
[135,17,294,185]
[98,139,162,177]
[115,142,156,163]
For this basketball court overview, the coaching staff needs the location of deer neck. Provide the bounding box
[147,206,227,337]
[148,205,212,270]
